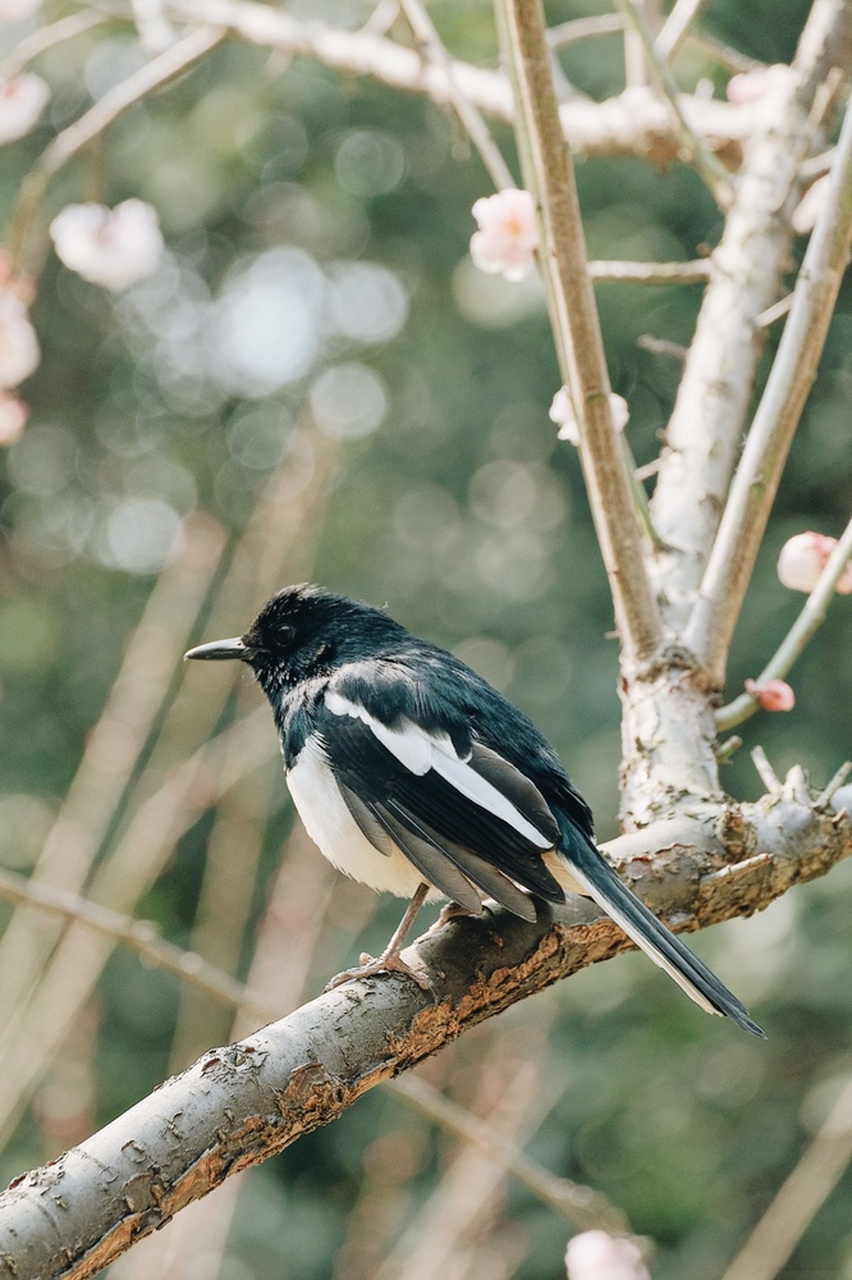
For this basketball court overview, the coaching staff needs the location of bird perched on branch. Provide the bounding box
[186,583,763,1036]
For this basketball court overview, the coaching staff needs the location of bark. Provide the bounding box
[0,785,848,1280]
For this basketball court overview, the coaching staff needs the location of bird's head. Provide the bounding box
[184,583,393,694]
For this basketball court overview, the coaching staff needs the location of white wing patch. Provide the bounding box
[325,689,552,850]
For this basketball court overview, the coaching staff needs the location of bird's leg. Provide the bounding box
[325,881,433,991]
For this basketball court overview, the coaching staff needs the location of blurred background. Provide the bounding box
[0,0,850,1277]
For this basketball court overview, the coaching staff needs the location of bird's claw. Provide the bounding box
[325,949,434,992]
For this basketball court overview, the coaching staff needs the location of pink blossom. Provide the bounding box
[777,531,852,595]
[726,64,796,105]
[550,387,629,445]
[0,393,27,445]
[0,293,39,388]
[565,1231,651,1280]
[0,73,49,144]
[470,189,538,282]
[49,199,164,291]
[744,678,795,713]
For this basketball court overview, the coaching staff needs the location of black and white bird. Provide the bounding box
[185,583,763,1036]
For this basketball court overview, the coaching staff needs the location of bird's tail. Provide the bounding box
[552,817,764,1037]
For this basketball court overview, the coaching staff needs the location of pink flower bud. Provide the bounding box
[726,64,796,105]
[777,531,852,594]
[744,678,795,712]
[0,293,39,388]
[566,1231,650,1280]
[0,73,49,144]
[0,393,27,445]
[470,189,538,282]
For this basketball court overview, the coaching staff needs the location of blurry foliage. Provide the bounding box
[0,1,850,1278]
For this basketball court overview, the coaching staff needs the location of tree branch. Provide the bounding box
[9,22,225,272]
[166,0,759,167]
[0,791,848,1280]
[398,0,516,190]
[647,0,852,638]
[715,516,852,730]
[498,0,664,671]
[686,95,852,686]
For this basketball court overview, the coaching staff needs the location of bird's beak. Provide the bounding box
[184,637,247,661]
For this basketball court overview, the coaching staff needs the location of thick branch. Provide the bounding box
[0,791,848,1280]
[168,0,757,166]
[500,0,663,670]
[686,96,852,686]
[647,0,852,636]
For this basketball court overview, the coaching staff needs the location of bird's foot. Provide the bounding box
[325,882,434,992]
[325,948,433,992]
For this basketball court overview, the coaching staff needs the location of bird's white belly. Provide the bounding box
[286,739,443,901]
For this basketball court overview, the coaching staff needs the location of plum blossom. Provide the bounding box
[0,293,39,388]
[49,199,164,291]
[744,678,795,713]
[565,1231,651,1280]
[726,63,796,105]
[470,189,538,282]
[777,531,852,595]
[0,73,49,144]
[0,393,27,445]
[550,387,629,445]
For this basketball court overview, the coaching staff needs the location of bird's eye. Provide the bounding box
[277,623,295,644]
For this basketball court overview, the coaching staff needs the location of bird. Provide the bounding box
[185,583,763,1036]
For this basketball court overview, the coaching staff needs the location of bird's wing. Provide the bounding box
[312,674,565,915]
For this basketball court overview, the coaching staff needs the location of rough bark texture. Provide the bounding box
[0,788,848,1280]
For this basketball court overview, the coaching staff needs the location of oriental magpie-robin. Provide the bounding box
[186,583,762,1035]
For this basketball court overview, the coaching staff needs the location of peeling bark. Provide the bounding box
[0,790,848,1280]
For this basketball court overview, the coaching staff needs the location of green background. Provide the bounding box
[0,1,850,1276]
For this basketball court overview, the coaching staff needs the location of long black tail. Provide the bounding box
[553,817,764,1037]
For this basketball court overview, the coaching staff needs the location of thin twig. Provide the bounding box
[715,517,852,731]
[750,746,781,795]
[588,258,711,283]
[0,867,267,1013]
[392,1074,631,1235]
[399,0,515,190]
[613,0,732,204]
[497,0,664,669]
[755,293,793,328]
[636,334,688,360]
[653,0,708,62]
[815,761,852,809]
[546,13,625,48]
[684,31,761,75]
[8,23,225,272]
[719,1074,852,1280]
[0,516,227,1034]
[686,95,852,687]
[0,10,108,80]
